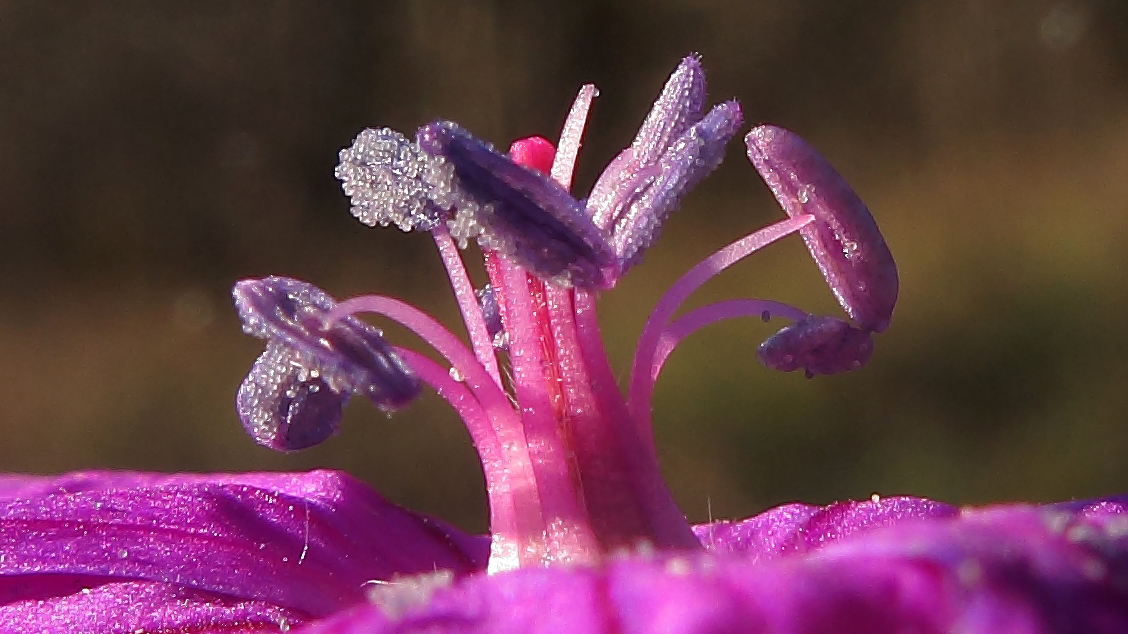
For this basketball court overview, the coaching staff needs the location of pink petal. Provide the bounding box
[0,470,487,617]
[296,498,1128,634]
[2,579,307,634]
[694,495,957,561]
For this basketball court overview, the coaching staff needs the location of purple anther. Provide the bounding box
[416,121,616,289]
[611,100,743,270]
[756,315,874,377]
[629,55,707,168]
[746,125,898,333]
[237,341,345,451]
[233,277,420,451]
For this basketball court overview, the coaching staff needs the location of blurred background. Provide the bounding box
[1,1,1126,533]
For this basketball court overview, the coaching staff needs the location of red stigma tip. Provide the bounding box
[508,136,556,174]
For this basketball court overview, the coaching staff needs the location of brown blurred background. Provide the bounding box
[1,1,1126,533]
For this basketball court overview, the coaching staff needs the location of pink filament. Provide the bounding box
[628,214,816,443]
[650,299,809,383]
[431,226,503,389]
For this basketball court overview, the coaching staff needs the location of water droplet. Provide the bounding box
[117,548,129,559]
[448,366,464,382]
[870,493,881,503]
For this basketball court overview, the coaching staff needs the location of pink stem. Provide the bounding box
[650,299,808,383]
[566,289,700,549]
[495,257,600,564]
[431,226,503,388]
[627,214,816,442]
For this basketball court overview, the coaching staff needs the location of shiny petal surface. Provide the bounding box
[0,470,488,620]
[294,500,1128,634]
[693,495,957,561]
[3,579,305,634]
[746,125,898,333]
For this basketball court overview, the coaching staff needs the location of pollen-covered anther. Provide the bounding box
[745,125,898,333]
[610,99,743,270]
[233,276,420,451]
[335,127,462,233]
[416,120,616,289]
[756,314,874,378]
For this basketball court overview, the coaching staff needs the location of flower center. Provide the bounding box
[234,55,898,576]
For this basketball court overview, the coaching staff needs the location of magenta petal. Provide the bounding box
[746,125,898,333]
[295,501,1128,634]
[3,579,307,634]
[0,470,487,617]
[694,495,957,561]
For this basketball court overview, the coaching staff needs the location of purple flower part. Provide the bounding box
[756,314,875,377]
[0,470,488,621]
[629,55,707,169]
[292,500,1128,634]
[1047,494,1128,517]
[416,121,617,289]
[233,277,419,450]
[335,127,454,232]
[610,100,744,270]
[474,284,507,350]
[238,341,346,450]
[586,55,708,230]
[694,495,957,562]
[3,579,306,634]
[746,125,898,333]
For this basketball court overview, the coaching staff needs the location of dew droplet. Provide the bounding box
[117,548,129,559]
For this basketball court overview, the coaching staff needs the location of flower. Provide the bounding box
[1,56,1126,633]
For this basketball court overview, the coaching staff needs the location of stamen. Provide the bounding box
[610,101,743,270]
[323,295,510,420]
[491,257,600,564]
[389,347,520,569]
[746,125,898,333]
[232,277,420,450]
[416,121,616,289]
[588,55,708,230]
[475,284,507,350]
[628,214,815,441]
[650,299,810,383]
[237,341,345,451]
[324,294,548,571]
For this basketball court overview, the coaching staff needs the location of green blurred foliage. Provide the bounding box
[0,1,1126,533]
